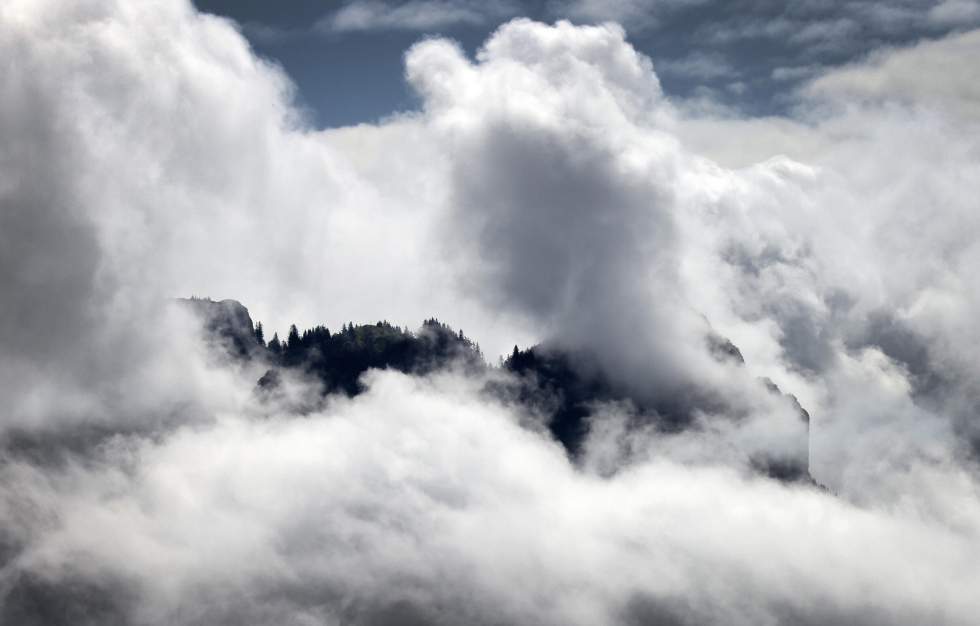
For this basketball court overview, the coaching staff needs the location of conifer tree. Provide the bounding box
[287,324,301,350]
[268,332,282,354]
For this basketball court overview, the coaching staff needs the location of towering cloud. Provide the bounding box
[403,20,811,471]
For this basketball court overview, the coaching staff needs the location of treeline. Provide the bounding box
[254,318,484,396]
[252,314,599,452]
[252,315,601,451]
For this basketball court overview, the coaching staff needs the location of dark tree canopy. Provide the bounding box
[262,317,484,397]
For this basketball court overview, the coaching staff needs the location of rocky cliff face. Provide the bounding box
[177,297,261,359]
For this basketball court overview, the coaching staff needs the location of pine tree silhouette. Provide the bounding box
[268,332,282,355]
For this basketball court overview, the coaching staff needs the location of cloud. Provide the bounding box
[655,51,738,80]
[771,64,825,82]
[319,0,519,33]
[550,0,707,30]
[930,0,980,25]
[804,28,980,121]
[3,1,980,624]
[237,20,304,43]
[402,21,808,456]
[674,27,980,466]
[4,370,980,625]
[697,1,980,64]
[790,17,861,46]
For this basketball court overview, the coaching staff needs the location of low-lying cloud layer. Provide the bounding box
[8,370,980,625]
[2,0,980,624]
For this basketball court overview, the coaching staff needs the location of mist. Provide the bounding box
[2,1,980,624]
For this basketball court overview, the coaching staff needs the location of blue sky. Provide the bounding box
[194,0,980,127]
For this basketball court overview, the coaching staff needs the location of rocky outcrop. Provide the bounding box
[177,297,261,359]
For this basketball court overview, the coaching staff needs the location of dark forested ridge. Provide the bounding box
[268,318,485,396]
[179,298,484,395]
[180,298,813,482]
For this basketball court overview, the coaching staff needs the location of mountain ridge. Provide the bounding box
[180,297,813,483]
